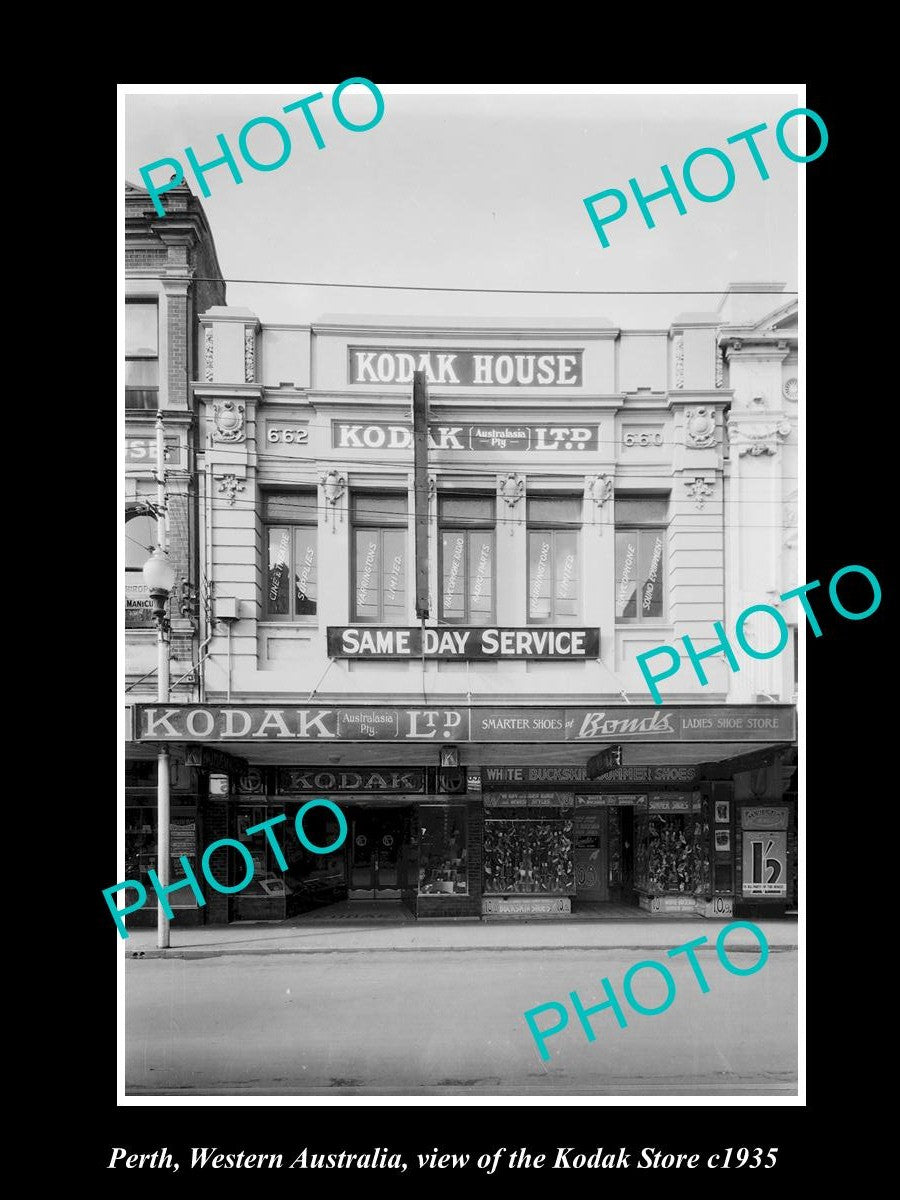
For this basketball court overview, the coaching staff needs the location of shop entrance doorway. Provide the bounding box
[349,810,405,899]
[574,809,608,901]
[571,803,643,914]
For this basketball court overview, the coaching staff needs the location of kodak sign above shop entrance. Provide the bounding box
[349,348,583,386]
[327,626,600,659]
[134,704,796,743]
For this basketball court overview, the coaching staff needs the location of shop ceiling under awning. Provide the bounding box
[125,737,790,769]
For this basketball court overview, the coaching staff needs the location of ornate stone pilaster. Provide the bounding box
[244,327,256,383]
[204,327,214,382]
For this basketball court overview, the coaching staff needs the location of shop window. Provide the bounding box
[125,806,200,909]
[527,495,581,622]
[125,510,157,628]
[615,494,669,622]
[439,494,494,624]
[283,801,347,906]
[351,492,408,623]
[634,806,710,896]
[264,492,318,619]
[483,810,575,894]
[125,299,159,410]
[418,805,468,894]
[231,804,289,905]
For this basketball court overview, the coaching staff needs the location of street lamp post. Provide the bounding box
[142,412,176,949]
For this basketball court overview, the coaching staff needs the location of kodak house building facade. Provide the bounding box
[126,286,799,925]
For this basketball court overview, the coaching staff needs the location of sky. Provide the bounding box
[123,86,800,329]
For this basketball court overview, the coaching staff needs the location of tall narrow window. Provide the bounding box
[527,495,581,622]
[615,495,669,622]
[125,300,159,410]
[125,509,158,628]
[351,492,408,622]
[264,492,318,619]
[439,495,495,624]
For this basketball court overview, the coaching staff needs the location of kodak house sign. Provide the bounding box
[134,705,796,743]
[349,348,583,387]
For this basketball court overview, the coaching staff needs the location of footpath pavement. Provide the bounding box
[124,916,798,958]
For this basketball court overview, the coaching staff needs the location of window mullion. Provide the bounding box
[378,529,385,622]
[465,535,472,628]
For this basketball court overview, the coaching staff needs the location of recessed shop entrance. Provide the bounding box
[348,808,407,899]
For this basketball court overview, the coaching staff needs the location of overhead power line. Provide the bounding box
[133,274,799,297]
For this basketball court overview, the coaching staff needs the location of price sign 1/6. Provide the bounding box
[265,422,309,448]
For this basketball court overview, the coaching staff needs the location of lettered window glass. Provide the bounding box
[351,492,408,623]
[439,495,495,624]
[615,495,668,622]
[527,495,581,622]
[264,492,318,619]
[125,510,157,629]
[125,300,159,410]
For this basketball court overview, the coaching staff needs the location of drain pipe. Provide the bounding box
[197,457,215,702]
[227,619,233,703]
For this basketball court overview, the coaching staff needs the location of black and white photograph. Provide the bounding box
[119,83,808,1109]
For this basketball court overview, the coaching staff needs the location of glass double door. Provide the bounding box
[349,810,404,899]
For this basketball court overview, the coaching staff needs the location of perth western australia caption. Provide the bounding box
[110,1147,779,1172]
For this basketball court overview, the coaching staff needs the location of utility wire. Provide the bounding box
[132,274,798,297]
[125,501,799,531]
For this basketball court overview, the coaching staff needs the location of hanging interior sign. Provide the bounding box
[485,792,572,806]
[277,768,425,793]
[575,794,647,807]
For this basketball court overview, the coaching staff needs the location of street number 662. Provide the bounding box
[268,428,309,444]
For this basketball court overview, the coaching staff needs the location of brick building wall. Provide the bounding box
[125,179,226,696]
[202,796,232,923]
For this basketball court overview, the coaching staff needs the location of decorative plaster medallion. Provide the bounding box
[685,407,716,448]
[685,476,714,510]
[320,469,347,530]
[783,377,798,402]
[584,473,613,510]
[215,474,245,506]
[497,473,525,534]
[497,472,525,508]
[213,400,245,443]
[728,416,792,456]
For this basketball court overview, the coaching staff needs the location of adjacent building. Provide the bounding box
[124,180,225,921]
